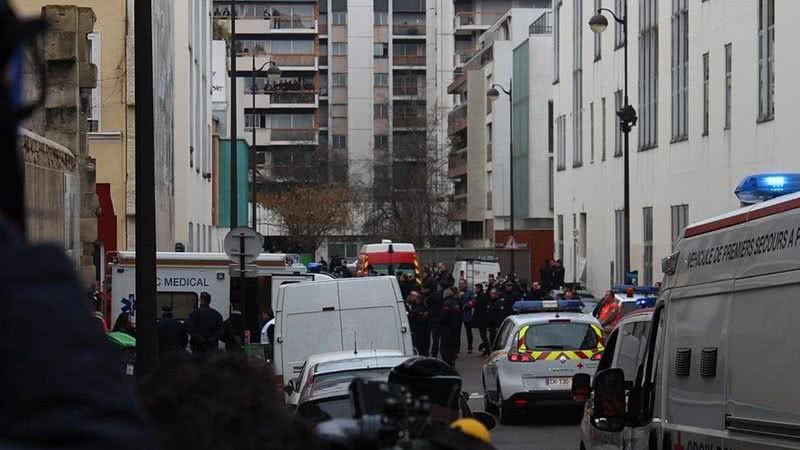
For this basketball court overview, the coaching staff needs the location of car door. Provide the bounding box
[484,320,514,400]
[585,329,622,450]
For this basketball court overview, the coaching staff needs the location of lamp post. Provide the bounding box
[250,56,281,235]
[487,79,515,276]
[589,4,637,283]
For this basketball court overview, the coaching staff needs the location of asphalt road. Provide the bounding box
[455,329,582,450]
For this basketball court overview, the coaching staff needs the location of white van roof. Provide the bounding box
[361,243,416,253]
[114,251,291,268]
[683,191,800,239]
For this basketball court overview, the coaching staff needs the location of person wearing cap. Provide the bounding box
[186,292,224,354]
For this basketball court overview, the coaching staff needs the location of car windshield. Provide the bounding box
[522,322,598,351]
[314,368,392,385]
[296,396,352,424]
[368,263,415,276]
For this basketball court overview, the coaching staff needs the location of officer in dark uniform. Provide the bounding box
[426,285,445,358]
[439,287,463,368]
[407,291,431,356]
[186,292,224,353]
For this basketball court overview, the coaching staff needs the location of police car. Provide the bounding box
[481,300,604,424]
[611,285,658,317]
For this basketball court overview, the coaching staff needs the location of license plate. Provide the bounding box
[545,377,572,387]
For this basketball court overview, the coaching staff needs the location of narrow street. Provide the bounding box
[456,329,582,450]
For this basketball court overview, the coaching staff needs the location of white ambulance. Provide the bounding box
[106,251,332,325]
[574,176,800,450]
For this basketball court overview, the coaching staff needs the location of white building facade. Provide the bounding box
[174,0,217,252]
[552,0,795,292]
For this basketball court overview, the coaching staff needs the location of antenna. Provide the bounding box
[354,331,358,355]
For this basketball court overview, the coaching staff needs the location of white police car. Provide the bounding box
[481,300,604,424]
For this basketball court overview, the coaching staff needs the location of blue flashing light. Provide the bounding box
[735,173,800,204]
[513,300,585,314]
[611,285,659,295]
[636,297,656,308]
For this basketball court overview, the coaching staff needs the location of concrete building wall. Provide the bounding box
[553,0,800,292]
[347,0,374,186]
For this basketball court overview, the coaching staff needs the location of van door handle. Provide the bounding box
[401,326,408,333]
[276,337,283,343]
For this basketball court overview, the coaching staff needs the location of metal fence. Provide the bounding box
[417,247,532,280]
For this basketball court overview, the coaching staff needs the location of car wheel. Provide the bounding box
[497,384,515,426]
[482,376,498,415]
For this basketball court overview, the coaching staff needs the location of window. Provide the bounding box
[614,90,623,157]
[554,0,561,83]
[374,73,388,87]
[188,222,194,252]
[486,123,493,162]
[572,0,583,167]
[332,134,347,148]
[157,292,199,321]
[601,97,607,160]
[702,52,709,136]
[671,0,688,141]
[758,0,774,121]
[493,320,514,351]
[87,32,101,132]
[548,100,554,154]
[557,215,564,261]
[671,204,689,250]
[374,43,388,58]
[521,323,598,351]
[332,73,347,86]
[374,134,388,149]
[614,209,624,283]
[643,207,653,286]
[590,101,595,163]
[548,157,554,210]
[374,11,388,25]
[615,321,651,382]
[332,11,347,25]
[374,103,388,118]
[639,0,658,149]
[594,0,602,60]
[556,115,566,170]
[331,104,347,118]
[614,0,625,49]
[332,43,347,55]
[724,43,732,129]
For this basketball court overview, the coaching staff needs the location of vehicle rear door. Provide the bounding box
[277,281,342,380]
[338,278,406,353]
[517,319,603,393]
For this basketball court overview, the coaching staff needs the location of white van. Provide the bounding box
[574,190,800,450]
[452,259,501,288]
[272,276,414,387]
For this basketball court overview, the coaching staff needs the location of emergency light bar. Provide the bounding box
[636,297,656,308]
[512,300,585,314]
[734,173,800,204]
[611,285,659,295]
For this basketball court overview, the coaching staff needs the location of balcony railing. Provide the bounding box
[453,48,477,66]
[270,15,316,30]
[453,12,504,29]
[447,103,467,135]
[394,115,426,127]
[271,128,318,142]
[448,198,467,221]
[448,151,467,178]
[392,23,425,36]
[269,54,316,66]
[270,91,316,104]
[393,84,425,96]
[393,55,426,66]
[245,80,315,95]
[529,11,552,35]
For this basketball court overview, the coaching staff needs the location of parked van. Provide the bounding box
[272,276,413,387]
[574,189,800,450]
[452,259,501,288]
[107,252,332,325]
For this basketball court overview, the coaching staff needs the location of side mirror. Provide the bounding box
[572,373,591,403]
[283,379,296,395]
[471,411,496,431]
[590,368,626,433]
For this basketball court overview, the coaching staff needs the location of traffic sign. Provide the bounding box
[223,227,264,265]
[505,235,518,249]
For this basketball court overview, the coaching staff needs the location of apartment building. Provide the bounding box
[213,0,433,254]
[552,0,798,292]
[446,7,552,280]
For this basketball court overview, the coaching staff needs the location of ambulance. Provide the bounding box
[573,174,800,450]
[105,251,332,326]
[357,240,421,284]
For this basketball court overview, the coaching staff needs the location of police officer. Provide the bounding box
[408,291,431,357]
[439,287,463,368]
[426,285,444,358]
[486,289,503,346]
[186,292,224,354]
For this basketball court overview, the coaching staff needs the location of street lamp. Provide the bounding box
[487,80,515,276]
[590,4,637,283]
[250,56,281,236]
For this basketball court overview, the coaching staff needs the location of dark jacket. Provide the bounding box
[439,297,463,331]
[487,296,504,327]
[426,291,445,321]
[408,302,431,332]
[187,305,224,352]
[436,271,455,291]
[399,279,416,300]
[0,220,158,449]
[470,291,490,328]
[222,312,245,351]
[539,265,552,290]
[158,317,188,353]
[460,290,475,323]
